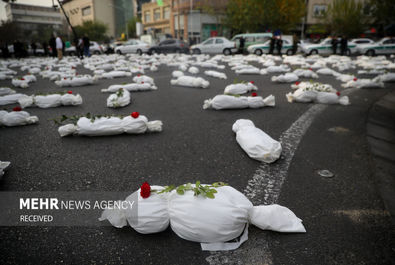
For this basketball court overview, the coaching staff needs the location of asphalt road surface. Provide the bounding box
[0,54,394,265]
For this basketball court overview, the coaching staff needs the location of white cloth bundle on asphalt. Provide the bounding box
[224,82,257,95]
[22,74,37,83]
[341,78,384,89]
[204,70,227,79]
[335,74,355,83]
[235,67,261,75]
[271,73,299,83]
[0,73,13,80]
[232,119,282,163]
[172,70,184,78]
[266,65,291,73]
[102,83,157,93]
[188,66,199,74]
[203,94,275,110]
[171,76,210,88]
[11,79,29,88]
[18,93,83,108]
[316,68,337,75]
[133,75,155,85]
[374,73,395,83]
[0,87,16,96]
[100,71,132,79]
[58,115,162,137]
[0,110,39,126]
[0,93,28,105]
[55,75,96,87]
[107,89,131,108]
[286,88,349,105]
[290,81,336,93]
[0,161,11,178]
[99,184,306,251]
[293,69,319,79]
[150,65,158,72]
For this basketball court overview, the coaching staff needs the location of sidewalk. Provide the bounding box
[367,89,395,225]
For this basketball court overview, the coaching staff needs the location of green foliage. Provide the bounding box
[154,182,228,199]
[74,20,108,42]
[127,16,141,39]
[225,0,305,34]
[324,0,366,37]
[368,0,395,35]
[0,20,20,43]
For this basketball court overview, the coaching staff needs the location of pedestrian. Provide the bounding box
[239,36,245,54]
[82,35,90,57]
[56,35,63,60]
[331,36,338,54]
[269,36,275,54]
[292,33,299,55]
[49,35,57,57]
[42,41,48,56]
[31,42,37,56]
[340,36,348,56]
[276,36,283,56]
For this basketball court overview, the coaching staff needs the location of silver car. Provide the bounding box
[115,39,150,55]
[190,37,237,55]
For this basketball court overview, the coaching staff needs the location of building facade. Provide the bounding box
[61,0,117,38]
[5,2,63,35]
[141,0,172,35]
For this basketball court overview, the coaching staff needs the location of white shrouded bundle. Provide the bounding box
[203,94,275,110]
[11,79,30,88]
[0,73,13,80]
[22,74,37,83]
[171,76,210,88]
[0,93,29,106]
[341,78,384,89]
[374,73,395,83]
[286,88,349,105]
[0,110,39,126]
[106,89,131,108]
[235,67,261,75]
[0,161,11,178]
[291,81,336,93]
[0,87,16,96]
[100,71,132,79]
[266,65,291,73]
[335,74,355,83]
[204,70,227,79]
[188,66,199,74]
[18,93,83,108]
[172,70,184,78]
[99,184,306,251]
[232,119,282,163]
[271,73,299,83]
[316,68,337,76]
[133,75,155,85]
[293,69,319,79]
[224,82,257,95]
[102,83,157,93]
[58,114,162,137]
[55,75,96,87]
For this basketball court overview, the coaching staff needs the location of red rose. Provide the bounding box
[64,77,67,80]
[20,78,25,80]
[141,81,144,84]
[336,91,341,96]
[353,77,357,81]
[137,74,141,77]
[250,81,255,84]
[67,91,72,94]
[131,112,139,118]
[13,106,22,111]
[309,68,312,71]
[295,81,301,85]
[251,92,257,97]
[140,182,151,198]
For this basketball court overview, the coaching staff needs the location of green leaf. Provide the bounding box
[177,189,184,195]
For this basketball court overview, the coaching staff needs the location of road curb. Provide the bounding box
[367,89,395,225]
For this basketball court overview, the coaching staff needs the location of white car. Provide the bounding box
[115,39,150,55]
[357,37,395,56]
[301,38,357,55]
[247,39,295,55]
[190,37,237,55]
[349,38,374,45]
[66,41,103,56]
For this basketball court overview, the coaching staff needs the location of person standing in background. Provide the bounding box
[269,36,275,54]
[276,36,283,56]
[82,35,90,57]
[340,36,348,56]
[49,35,57,57]
[331,36,338,54]
[292,33,299,55]
[56,35,63,60]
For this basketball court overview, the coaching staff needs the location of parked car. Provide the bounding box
[231,33,273,53]
[115,39,150,55]
[66,41,103,56]
[27,45,45,56]
[190,37,237,55]
[357,37,395,56]
[148,39,189,54]
[349,38,374,45]
[247,35,295,55]
[300,37,357,55]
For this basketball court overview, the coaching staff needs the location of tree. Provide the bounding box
[74,20,108,42]
[0,20,20,43]
[127,16,141,39]
[324,0,366,37]
[369,0,395,35]
[224,0,305,34]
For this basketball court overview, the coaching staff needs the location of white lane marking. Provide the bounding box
[206,88,357,265]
